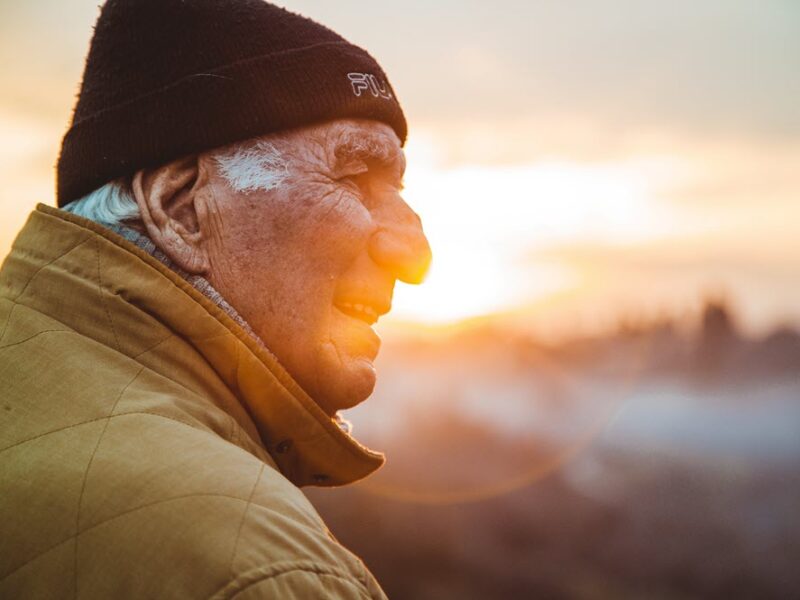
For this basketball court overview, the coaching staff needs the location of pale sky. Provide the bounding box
[1,1,798,337]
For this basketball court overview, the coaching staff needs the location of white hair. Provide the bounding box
[62,139,289,227]
[213,140,287,193]
[62,180,140,227]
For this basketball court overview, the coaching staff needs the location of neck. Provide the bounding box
[106,222,266,347]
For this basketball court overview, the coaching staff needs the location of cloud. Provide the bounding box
[284,0,800,143]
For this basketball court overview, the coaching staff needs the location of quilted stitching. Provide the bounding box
[0,328,70,352]
[1,410,227,461]
[0,302,16,345]
[94,238,121,352]
[209,562,374,600]
[131,332,176,359]
[228,463,265,579]
[3,493,252,583]
[12,237,91,303]
[0,410,258,584]
[74,367,143,597]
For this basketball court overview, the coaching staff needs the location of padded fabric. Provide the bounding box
[0,206,386,599]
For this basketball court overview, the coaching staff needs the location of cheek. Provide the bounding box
[209,184,374,314]
[298,186,374,269]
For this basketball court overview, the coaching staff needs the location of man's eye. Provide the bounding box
[337,171,367,190]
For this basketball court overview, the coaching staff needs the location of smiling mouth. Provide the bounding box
[335,301,380,325]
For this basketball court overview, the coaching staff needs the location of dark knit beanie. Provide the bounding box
[56,0,407,206]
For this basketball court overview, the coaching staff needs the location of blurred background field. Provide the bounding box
[309,300,800,598]
[1,1,798,598]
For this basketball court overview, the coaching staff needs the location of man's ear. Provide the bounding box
[132,155,210,274]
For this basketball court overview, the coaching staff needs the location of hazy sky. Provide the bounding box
[1,1,798,336]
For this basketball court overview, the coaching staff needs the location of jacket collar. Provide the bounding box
[4,204,384,486]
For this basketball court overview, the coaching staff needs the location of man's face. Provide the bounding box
[197,119,431,415]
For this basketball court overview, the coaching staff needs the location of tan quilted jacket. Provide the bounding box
[0,205,387,599]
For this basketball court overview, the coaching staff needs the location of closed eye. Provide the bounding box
[337,172,366,189]
[335,160,404,197]
[336,159,369,186]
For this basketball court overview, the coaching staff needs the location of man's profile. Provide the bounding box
[0,0,430,597]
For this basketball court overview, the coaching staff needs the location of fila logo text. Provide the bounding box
[347,73,393,99]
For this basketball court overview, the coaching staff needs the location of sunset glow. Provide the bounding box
[387,135,688,324]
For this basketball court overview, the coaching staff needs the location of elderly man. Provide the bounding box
[0,1,429,598]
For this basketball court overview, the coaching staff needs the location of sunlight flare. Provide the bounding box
[388,135,684,325]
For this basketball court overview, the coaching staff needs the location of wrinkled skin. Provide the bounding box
[132,119,431,415]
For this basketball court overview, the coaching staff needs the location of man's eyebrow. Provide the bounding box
[333,131,401,169]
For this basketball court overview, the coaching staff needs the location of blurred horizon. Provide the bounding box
[1,1,799,341]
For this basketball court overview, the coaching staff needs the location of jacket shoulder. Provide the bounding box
[1,407,381,599]
[74,435,382,598]
[0,348,378,599]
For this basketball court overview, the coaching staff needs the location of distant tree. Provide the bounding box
[694,297,740,381]
[750,326,800,377]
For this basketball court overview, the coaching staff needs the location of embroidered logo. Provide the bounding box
[347,73,393,99]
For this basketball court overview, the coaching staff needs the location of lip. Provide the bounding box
[333,295,391,326]
[335,301,379,325]
[331,304,383,361]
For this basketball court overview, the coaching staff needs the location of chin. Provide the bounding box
[312,350,378,416]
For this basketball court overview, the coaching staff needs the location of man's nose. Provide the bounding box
[368,200,432,284]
